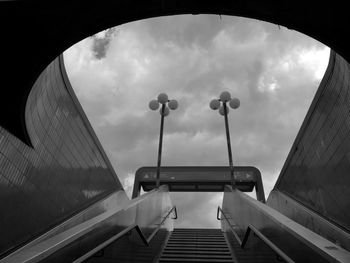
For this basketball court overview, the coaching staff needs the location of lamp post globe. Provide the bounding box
[160,106,170,116]
[168,100,178,110]
[210,99,220,110]
[149,100,160,110]
[230,98,240,109]
[158,93,169,104]
[220,91,231,102]
[219,105,229,116]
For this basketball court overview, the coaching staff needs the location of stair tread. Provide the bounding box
[163,250,231,255]
[159,259,234,262]
[157,228,234,263]
[166,244,229,246]
[164,247,229,252]
[168,241,226,244]
[171,236,225,240]
[161,254,232,259]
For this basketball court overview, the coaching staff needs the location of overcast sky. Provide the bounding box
[64,14,329,228]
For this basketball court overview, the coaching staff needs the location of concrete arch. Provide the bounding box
[0,0,349,143]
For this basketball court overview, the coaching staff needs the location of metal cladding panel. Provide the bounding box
[273,51,350,233]
[0,56,121,257]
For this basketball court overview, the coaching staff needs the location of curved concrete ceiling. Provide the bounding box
[0,0,348,144]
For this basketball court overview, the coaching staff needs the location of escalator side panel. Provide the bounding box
[221,186,349,262]
[1,186,173,263]
[43,186,173,262]
[86,228,170,263]
[268,190,350,251]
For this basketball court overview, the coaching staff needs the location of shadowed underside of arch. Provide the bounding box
[0,0,349,143]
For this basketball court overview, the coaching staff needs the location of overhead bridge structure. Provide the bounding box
[0,0,350,262]
[132,166,265,202]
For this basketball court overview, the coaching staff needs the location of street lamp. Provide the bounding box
[149,93,178,188]
[210,91,240,188]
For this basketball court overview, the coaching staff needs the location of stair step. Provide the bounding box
[172,232,221,236]
[161,254,232,259]
[170,235,225,238]
[159,259,234,262]
[157,229,234,263]
[166,243,228,246]
[169,235,225,238]
[170,237,225,239]
[167,241,227,244]
[164,247,230,252]
[166,245,228,248]
[164,249,230,253]
[168,240,226,243]
[169,238,226,243]
[172,229,222,231]
[171,236,223,238]
[163,250,232,255]
[171,234,224,236]
[170,237,223,239]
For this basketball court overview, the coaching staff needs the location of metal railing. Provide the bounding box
[217,206,295,263]
[143,206,177,243]
[74,206,177,263]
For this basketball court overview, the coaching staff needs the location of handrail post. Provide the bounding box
[146,206,178,243]
[171,206,178,219]
[217,206,221,220]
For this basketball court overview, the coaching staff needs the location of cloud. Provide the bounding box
[64,14,329,227]
[171,192,223,228]
[92,28,117,59]
[122,173,135,198]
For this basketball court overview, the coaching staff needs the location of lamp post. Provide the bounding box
[149,93,178,188]
[210,91,240,188]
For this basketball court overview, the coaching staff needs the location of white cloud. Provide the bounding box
[298,47,330,80]
[64,14,330,228]
[122,173,135,198]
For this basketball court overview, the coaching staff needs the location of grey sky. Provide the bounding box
[64,14,329,228]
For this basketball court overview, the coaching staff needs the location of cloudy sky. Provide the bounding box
[64,14,329,228]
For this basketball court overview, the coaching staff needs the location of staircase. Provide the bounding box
[157,228,235,262]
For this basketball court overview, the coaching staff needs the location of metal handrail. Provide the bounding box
[217,206,242,246]
[146,206,177,243]
[74,206,177,263]
[217,206,295,263]
[171,206,178,219]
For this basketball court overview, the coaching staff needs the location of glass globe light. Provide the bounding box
[149,100,159,110]
[219,105,229,116]
[158,93,169,104]
[220,91,231,102]
[168,100,178,110]
[229,98,240,109]
[160,106,170,116]
[209,99,220,110]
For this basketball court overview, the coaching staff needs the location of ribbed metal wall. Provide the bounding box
[273,50,350,233]
[0,56,121,257]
